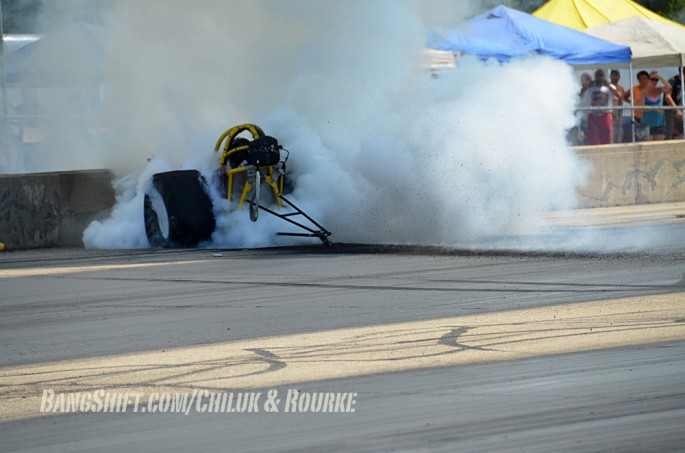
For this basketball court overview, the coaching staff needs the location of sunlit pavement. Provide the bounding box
[0,204,684,451]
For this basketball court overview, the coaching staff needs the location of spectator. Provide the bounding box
[609,69,625,143]
[13,87,40,120]
[577,73,593,143]
[11,87,43,169]
[12,87,41,144]
[625,70,650,123]
[587,69,620,145]
[666,69,683,139]
[638,71,676,141]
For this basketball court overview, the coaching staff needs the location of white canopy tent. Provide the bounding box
[585,16,685,67]
[585,17,685,139]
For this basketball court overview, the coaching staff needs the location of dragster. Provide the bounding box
[143,124,332,247]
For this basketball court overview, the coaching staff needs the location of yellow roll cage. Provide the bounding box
[214,123,284,208]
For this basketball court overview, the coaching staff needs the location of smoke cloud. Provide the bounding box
[7,1,600,251]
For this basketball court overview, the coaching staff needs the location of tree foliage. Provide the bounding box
[1,0,41,33]
[1,0,684,34]
[483,0,684,24]
[637,0,685,19]
[1,0,113,34]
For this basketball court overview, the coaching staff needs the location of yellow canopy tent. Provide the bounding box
[533,0,683,30]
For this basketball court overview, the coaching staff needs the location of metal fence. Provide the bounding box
[0,113,103,173]
[572,104,685,145]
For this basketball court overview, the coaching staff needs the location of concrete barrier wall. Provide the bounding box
[574,140,685,208]
[0,170,115,250]
[0,141,684,249]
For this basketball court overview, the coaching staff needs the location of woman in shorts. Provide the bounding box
[639,71,675,141]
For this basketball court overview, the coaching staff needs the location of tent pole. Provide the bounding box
[0,0,7,115]
[629,62,635,143]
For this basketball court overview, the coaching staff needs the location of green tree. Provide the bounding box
[1,0,42,34]
[483,0,685,23]
[2,0,114,34]
[635,0,685,19]
[2,0,684,33]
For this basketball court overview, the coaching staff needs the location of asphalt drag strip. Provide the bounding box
[1,290,683,423]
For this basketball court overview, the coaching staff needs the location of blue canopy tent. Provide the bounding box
[427,5,631,65]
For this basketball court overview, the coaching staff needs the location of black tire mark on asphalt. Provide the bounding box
[438,326,493,352]
[50,274,684,295]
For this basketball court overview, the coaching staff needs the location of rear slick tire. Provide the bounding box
[144,170,216,248]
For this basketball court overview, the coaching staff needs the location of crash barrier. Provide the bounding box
[0,170,115,250]
[574,139,685,208]
[0,140,682,250]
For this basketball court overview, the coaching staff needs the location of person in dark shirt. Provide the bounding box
[666,70,683,139]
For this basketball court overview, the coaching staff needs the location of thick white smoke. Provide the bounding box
[77,0,584,250]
